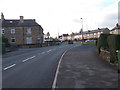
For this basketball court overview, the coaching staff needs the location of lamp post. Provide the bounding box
[80,18,83,44]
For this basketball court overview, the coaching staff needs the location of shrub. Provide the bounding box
[2,36,10,47]
[107,35,120,63]
[2,43,6,54]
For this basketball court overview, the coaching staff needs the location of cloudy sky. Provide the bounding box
[0,0,119,37]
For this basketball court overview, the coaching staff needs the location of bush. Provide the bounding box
[97,34,110,53]
[2,36,10,47]
[107,35,120,63]
[2,43,6,54]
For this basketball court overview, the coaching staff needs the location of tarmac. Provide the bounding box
[55,45,118,89]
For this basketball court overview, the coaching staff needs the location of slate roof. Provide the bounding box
[111,25,120,30]
[70,28,109,36]
[86,28,109,34]
[62,34,69,37]
[1,19,41,27]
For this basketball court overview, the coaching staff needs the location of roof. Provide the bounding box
[1,19,41,27]
[111,25,120,30]
[62,34,69,37]
[87,28,109,34]
[70,28,109,36]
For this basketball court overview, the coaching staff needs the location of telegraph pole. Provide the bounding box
[80,18,83,44]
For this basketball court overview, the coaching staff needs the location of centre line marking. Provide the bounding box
[22,56,36,62]
[47,50,51,53]
[53,49,56,50]
[3,64,16,70]
[41,52,45,54]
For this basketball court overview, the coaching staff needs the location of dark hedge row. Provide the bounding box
[107,35,120,62]
[97,34,110,54]
[97,34,120,63]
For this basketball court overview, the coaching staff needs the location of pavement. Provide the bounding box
[55,45,118,88]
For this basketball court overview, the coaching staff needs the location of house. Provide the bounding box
[1,13,44,47]
[63,28,109,41]
[60,34,69,41]
[110,24,120,34]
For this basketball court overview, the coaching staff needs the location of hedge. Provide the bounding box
[97,34,110,53]
[107,35,120,62]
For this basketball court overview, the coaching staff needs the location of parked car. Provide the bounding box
[68,40,73,44]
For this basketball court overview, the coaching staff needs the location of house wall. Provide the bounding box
[2,26,43,45]
[110,29,120,34]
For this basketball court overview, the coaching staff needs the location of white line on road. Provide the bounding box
[52,45,80,89]
[47,50,52,53]
[52,50,67,89]
[41,52,45,54]
[53,49,56,51]
[3,64,16,70]
[22,56,36,62]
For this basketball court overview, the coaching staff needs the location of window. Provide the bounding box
[26,37,32,44]
[1,29,5,34]
[27,28,32,34]
[11,29,15,34]
[10,21,13,23]
[11,37,15,42]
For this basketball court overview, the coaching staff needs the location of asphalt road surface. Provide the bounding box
[2,43,81,88]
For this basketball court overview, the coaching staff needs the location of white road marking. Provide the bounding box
[22,56,36,62]
[53,49,56,50]
[3,64,16,70]
[47,50,52,53]
[52,50,68,89]
[52,45,81,89]
[41,52,45,54]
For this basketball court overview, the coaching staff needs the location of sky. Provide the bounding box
[0,0,119,37]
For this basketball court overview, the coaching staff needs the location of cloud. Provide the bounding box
[99,12,118,29]
[0,0,118,37]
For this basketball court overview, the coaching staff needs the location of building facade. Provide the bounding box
[1,13,44,46]
[59,28,110,41]
[110,24,120,34]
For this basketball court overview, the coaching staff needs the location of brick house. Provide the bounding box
[1,13,44,47]
[110,24,120,34]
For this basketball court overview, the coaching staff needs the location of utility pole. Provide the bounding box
[58,28,59,39]
[80,18,83,44]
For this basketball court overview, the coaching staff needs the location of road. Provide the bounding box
[2,43,81,88]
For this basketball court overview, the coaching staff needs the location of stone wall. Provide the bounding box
[99,48,111,62]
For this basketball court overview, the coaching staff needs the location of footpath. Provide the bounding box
[55,45,118,88]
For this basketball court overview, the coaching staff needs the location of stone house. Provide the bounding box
[110,24,120,34]
[87,28,110,39]
[1,13,44,47]
[60,28,110,41]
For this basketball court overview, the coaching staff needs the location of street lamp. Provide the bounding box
[80,18,83,44]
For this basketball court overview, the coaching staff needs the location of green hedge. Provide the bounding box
[107,35,120,62]
[97,34,110,53]
[2,43,6,54]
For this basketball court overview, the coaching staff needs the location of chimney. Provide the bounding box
[33,19,36,22]
[1,12,5,21]
[116,23,119,27]
[98,28,100,30]
[20,16,24,23]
